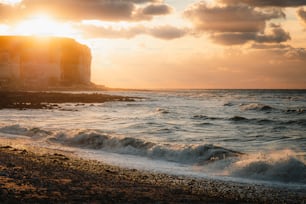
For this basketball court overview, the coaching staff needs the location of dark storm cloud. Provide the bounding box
[184,2,285,33]
[1,0,171,22]
[78,24,188,40]
[297,7,306,24]
[220,0,306,7]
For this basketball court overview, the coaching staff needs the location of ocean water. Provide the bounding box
[0,89,306,187]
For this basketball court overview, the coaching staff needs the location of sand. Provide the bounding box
[0,144,305,204]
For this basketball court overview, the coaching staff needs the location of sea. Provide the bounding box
[0,89,306,188]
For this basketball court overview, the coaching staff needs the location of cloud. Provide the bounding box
[220,0,306,7]
[250,43,291,49]
[184,2,290,45]
[148,26,188,39]
[297,7,306,25]
[78,24,188,40]
[256,26,291,42]
[211,26,290,45]
[141,3,172,15]
[1,0,172,22]
[184,2,284,33]
[283,47,306,60]
[249,43,306,61]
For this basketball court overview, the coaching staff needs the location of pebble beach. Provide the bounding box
[0,90,305,203]
[0,144,305,203]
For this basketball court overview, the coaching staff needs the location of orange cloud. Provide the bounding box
[77,24,188,40]
[184,2,291,45]
[297,7,306,26]
[220,0,306,7]
[11,0,172,22]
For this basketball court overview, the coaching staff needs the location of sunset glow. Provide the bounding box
[13,14,75,37]
[0,0,306,89]
[0,0,21,5]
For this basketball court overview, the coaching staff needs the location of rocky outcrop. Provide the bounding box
[0,36,91,89]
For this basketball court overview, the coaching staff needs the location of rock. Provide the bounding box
[0,36,91,89]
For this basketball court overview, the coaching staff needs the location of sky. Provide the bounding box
[0,0,306,89]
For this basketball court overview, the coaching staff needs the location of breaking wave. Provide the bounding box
[230,151,306,184]
[240,103,274,111]
[49,129,243,165]
[1,124,306,184]
[0,124,51,137]
[0,125,241,165]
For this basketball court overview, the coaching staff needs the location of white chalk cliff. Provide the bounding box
[0,36,91,89]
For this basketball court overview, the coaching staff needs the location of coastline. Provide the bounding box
[0,143,304,203]
[0,91,136,110]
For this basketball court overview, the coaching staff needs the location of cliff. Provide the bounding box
[0,36,91,89]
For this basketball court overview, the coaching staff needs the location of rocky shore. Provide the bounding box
[0,144,305,204]
[0,91,135,110]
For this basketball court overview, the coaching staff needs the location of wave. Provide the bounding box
[282,119,306,127]
[192,114,306,127]
[191,115,221,120]
[285,108,306,115]
[229,116,274,125]
[49,129,243,164]
[156,108,170,114]
[0,124,51,137]
[240,103,274,112]
[230,151,306,184]
[1,124,305,184]
[229,116,248,122]
[0,125,242,165]
[223,102,235,107]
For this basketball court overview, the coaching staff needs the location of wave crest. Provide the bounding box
[230,151,306,184]
[240,103,273,112]
[48,129,243,164]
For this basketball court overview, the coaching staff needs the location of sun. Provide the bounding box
[13,13,76,37]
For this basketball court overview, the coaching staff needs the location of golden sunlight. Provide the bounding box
[0,0,22,5]
[13,13,76,37]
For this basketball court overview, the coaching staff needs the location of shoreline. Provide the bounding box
[0,91,137,110]
[0,144,305,203]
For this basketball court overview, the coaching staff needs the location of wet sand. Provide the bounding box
[0,144,305,204]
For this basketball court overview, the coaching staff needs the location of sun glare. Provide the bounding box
[13,13,76,37]
[0,0,22,5]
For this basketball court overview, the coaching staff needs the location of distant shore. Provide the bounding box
[0,91,136,110]
[0,143,305,203]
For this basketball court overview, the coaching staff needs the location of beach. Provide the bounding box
[0,143,304,203]
[0,90,305,203]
